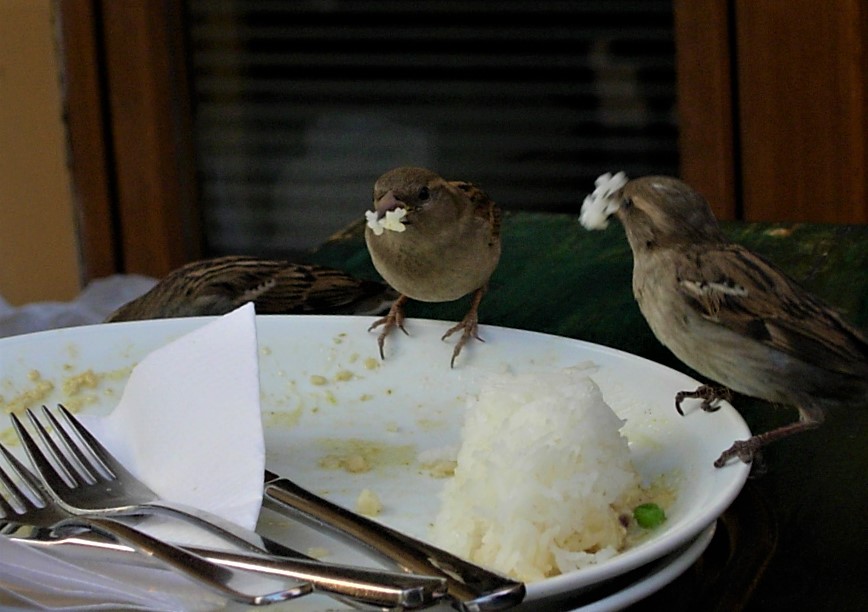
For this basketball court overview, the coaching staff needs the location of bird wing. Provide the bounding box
[116,256,394,318]
[449,181,502,243]
[675,244,868,376]
[182,256,285,307]
[251,264,396,314]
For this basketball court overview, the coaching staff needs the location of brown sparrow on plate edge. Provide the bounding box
[106,255,397,322]
[364,167,502,367]
[581,173,868,467]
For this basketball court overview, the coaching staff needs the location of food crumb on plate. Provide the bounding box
[334,370,354,382]
[418,446,458,478]
[0,370,55,414]
[317,439,416,474]
[344,454,370,473]
[62,369,99,396]
[355,488,383,516]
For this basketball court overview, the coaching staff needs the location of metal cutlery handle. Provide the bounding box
[263,474,525,612]
[54,516,309,606]
[188,546,446,609]
[6,522,446,610]
[141,501,447,609]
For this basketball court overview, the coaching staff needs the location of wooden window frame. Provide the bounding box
[675,0,868,224]
[59,0,868,284]
[60,0,201,282]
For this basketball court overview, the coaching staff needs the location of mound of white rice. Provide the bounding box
[430,363,640,582]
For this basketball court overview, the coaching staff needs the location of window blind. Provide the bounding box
[186,0,678,256]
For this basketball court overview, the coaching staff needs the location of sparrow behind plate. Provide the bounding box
[581,174,868,467]
[364,166,502,367]
[106,255,398,322]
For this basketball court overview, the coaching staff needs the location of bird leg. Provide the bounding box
[675,384,733,415]
[442,286,487,368]
[367,294,409,359]
[714,409,824,468]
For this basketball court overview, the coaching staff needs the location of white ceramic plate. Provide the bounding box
[0,315,750,609]
[568,522,716,612]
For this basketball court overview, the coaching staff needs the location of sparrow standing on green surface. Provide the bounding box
[581,173,868,467]
[106,255,397,322]
[364,166,502,367]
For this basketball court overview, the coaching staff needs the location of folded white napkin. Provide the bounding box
[86,302,265,531]
[1,303,267,610]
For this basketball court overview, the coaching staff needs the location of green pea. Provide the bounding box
[633,503,666,529]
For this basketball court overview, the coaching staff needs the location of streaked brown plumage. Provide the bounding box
[106,256,398,322]
[364,166,502,367]
[591,175,868,466]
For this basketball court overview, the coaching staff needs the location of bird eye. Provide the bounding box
[418,186,430,201]
[622,197,634,210]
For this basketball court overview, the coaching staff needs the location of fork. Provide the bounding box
[12,406,272,553]
[11,406,448,609]
[0,442,309,606]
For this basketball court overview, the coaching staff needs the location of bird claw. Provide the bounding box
[675,385,732,415]
[440,286,488,368]
[714,416,822,468]
[713,439,757,467]
[367,296,408,359]
[442,317,483,368]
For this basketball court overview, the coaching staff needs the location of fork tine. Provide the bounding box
[0,443,47,500]
[24,408,87,484]
[10,412,77,492]
[0,443,46,509]
[0,461,20,519]
[40,405,102,483]
[0,492,13,518]
[57,404,129,480]
[0,442,69,527]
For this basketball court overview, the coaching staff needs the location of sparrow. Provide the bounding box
[581,174,868,467]
[364,166,502,367]
[106,255,398,322]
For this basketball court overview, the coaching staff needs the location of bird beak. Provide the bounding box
[374,190,405,219]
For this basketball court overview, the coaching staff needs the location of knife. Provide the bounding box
[263,469,526,612]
